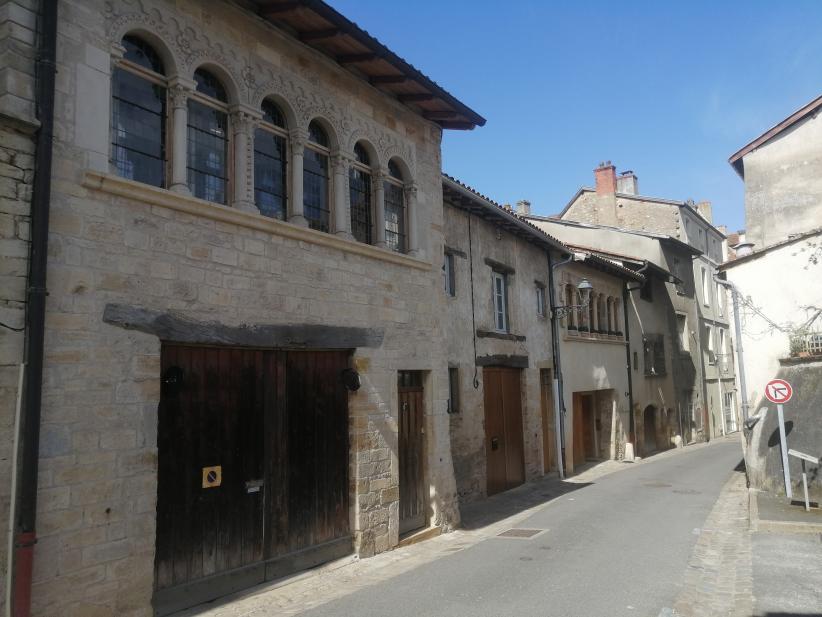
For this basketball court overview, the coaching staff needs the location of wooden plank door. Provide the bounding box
[398,371,426,535]
[483,367,525,495]
[501,369,525,487]
[582,395,595,459]
[540,369,555,472]
[155,345,266,609]
[572,392,585,467]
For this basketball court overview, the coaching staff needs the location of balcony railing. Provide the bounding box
[789,331,822,358]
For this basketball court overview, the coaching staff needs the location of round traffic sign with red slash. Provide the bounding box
[764,379,793,404]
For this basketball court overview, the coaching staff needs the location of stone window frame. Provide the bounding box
[491,269,509,333]
[106,26,422,257]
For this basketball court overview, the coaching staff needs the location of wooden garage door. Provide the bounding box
[154,346,351,615]
[483,367,525,496]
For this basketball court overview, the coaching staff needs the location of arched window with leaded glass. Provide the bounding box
[254,99,288,219]
[111,35,167,187]
[303,120,330,232]
[349,142,373,244]
[384,159,406,253]
[188,68,229,204]
[606,297,614,333]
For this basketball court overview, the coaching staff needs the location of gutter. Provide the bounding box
[547,251,573,479]
[715,278,750,423]
[13,2,58,615]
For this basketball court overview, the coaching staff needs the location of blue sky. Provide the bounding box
[332,0,822,232]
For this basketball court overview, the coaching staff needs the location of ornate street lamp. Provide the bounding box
[553,278,593,320]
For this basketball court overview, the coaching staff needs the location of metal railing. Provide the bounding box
[789,330,822,357]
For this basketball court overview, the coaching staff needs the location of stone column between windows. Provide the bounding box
[405,183,419,256]
[168,79,195,195]
[331,152,353,239]
[288,128,308,226]
[230,106,259,213]
[373,169,386,248]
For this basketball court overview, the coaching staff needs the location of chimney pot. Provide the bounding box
[516,200,531,215]
[594,161,617,195]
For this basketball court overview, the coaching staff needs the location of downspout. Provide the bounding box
[715,278,749,423]
[13,2,58,616]
[548,251,572,479]
[623,263,652,457]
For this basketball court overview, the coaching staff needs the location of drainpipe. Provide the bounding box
[715,278,749,422]
[13,2,58,616]
[623,283,638,457]
[548,250,573,479]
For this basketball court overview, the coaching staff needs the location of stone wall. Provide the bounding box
[6,1,461,615]
[741,111,822,251]
[442,202,555,502]
[0,0,38,609]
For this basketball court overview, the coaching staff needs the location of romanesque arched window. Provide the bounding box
[384,159,406,253]
[349,142,373,244]
[254,98,288,219]
[111,35,167,187]
[304,120,331,232]
[188,68,229,203]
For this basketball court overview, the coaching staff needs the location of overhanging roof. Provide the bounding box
[719,227,822,270]
[728,93,822,178]
[250,0,485,130]
[442,175,569,254]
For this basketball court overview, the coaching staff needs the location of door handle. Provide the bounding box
[245,479,264,494]
[491,437,500,451]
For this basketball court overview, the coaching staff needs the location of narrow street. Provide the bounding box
[295,440,742,617]
[188,439,746,617]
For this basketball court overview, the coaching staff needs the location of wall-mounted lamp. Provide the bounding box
[553,278,594,320]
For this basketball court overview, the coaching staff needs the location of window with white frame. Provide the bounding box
[706,324,715,364]
[677,313,689,351]
[536,283,546,317]
[492,271,508,333]
[701,267,710,307]
[111,35,167,187]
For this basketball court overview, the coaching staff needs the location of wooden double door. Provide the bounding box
[572,393,596,467]
[483,367,525,496]
[154,345,351,615]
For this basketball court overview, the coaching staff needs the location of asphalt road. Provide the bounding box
[297,440,744,617]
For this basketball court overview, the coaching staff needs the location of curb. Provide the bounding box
[748,488,822,534]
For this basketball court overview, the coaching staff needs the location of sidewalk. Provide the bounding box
[177,442,711,617]
[670,460,822,617]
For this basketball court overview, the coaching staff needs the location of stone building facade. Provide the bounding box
[556,163,737,439]
[441,177,565,501]
[0,0,38,608]
[0,1,484,615]
[728,93,822,251]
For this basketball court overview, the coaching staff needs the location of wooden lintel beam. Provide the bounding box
[299,28,341,43]
[369,75,408,85]
[337,52,378,64]
[262,2,301,16]
[424,110,458,120]
[398,93,435,103]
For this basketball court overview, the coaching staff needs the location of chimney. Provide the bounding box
[516,200,531,216]
[594,161,616,195]
[616,170,638,195]
[695,200,712,223]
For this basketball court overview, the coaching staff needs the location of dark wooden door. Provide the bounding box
[398,371,426,535]
[155,346,351,615]
[643,405,657,455]
[483,367,525,496]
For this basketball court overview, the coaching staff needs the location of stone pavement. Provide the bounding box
[177,441,721,617]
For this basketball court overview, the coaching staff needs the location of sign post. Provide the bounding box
[788,449,819,512]
[765,379,794,501]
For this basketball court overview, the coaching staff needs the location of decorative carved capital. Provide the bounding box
[404,183,418,200]
[289,128,308,150]
[230,110,257,135]
[168,84,190,109]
